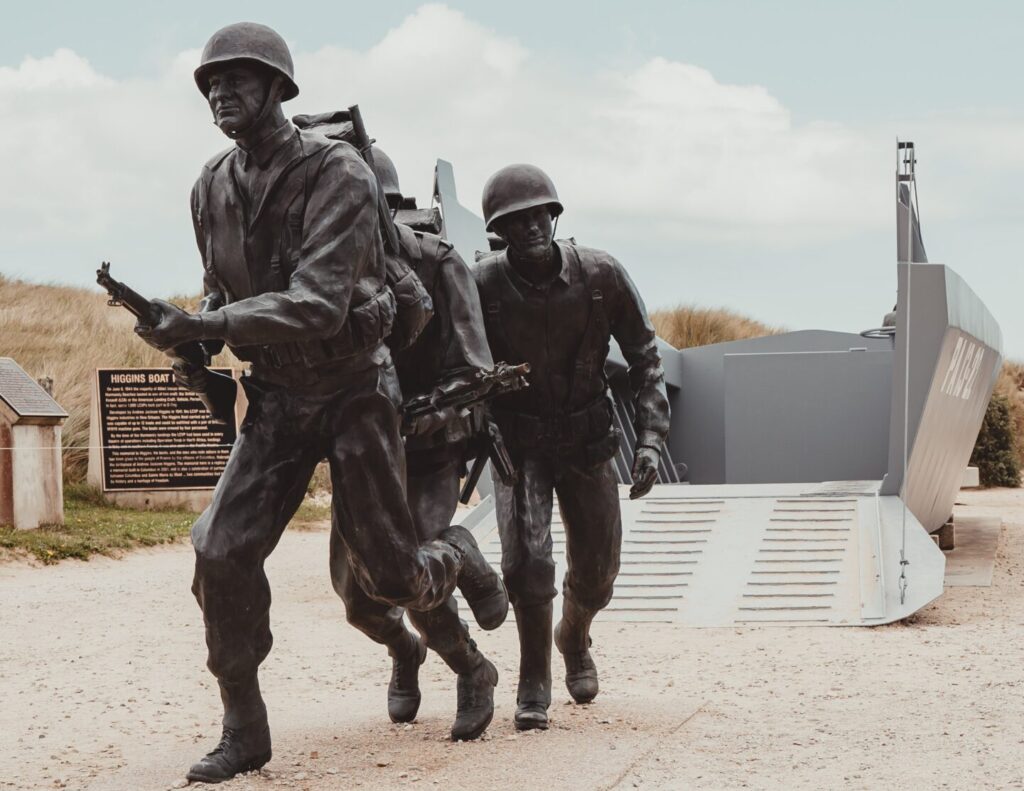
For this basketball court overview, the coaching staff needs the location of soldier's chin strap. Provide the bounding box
[213,74,285,141]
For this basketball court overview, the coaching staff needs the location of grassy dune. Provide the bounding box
[0,274,238,483]
[651,304,781,348]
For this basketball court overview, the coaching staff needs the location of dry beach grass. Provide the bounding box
[651,303,781,349]
[0,274,238,483]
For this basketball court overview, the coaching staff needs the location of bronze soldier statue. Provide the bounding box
[328,148,500,741]
[134,23,507,783]
[474,164,670,731]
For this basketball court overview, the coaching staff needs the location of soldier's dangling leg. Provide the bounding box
[552,456,622,704]
[328,523,425,724]
[325,364,507,627]
[494,451,558,730]
[189,384,324,779]
[403,446,497,741]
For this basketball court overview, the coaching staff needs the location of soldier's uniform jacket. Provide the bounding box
[191,121,395,384]
[393,223,493,451]
[475,241,670,462]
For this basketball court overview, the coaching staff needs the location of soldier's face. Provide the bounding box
[207,64,269,135]
[497,205,554,260]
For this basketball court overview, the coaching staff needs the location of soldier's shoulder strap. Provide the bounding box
[395,222,423,263]
[473,251,506,308]
[563,242,613,406]
[565,243,620,290]
[398,226,455,265]
[414,231,454,265]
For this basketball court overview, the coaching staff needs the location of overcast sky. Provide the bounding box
[1,1,1021,356]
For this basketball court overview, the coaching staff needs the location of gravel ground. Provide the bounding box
[1,486,1022,791]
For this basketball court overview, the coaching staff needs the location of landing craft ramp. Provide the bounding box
[460,482,944,626]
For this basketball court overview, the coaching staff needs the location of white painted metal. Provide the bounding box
[460,481,945,627]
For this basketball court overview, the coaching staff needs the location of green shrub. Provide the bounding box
[971,394,1021,487]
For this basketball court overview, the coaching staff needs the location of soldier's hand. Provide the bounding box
[171,360,207,392]
[135,299,202,351]
[629,445,660,500]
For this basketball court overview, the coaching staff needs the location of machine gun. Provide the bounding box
[400,362,530,504]
[402,362,530,430]
[95,262,237,425]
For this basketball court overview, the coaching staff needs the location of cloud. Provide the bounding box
[0,3,1018,303]
[0,48,113,91]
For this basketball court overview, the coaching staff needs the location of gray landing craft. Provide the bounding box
[428,141,1001,627]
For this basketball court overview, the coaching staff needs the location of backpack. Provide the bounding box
[292,111,432,350]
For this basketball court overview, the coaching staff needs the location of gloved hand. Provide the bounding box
[629,445,660,500]
[403,406,466,438]
[171,360,208,392]
[135,299,202,351]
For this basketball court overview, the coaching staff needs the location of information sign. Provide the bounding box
[96,368,236,491]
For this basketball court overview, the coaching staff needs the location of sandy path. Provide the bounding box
[2,488,1023,791]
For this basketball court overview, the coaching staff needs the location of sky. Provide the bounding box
[1,1,1021,355]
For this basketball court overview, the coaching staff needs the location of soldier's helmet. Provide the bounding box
[481,164,563,232]
[194,22,299,101]
[371,147,402,203]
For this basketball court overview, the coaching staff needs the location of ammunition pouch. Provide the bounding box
[493,397,619,464]
[349,286,397,349]
[581,430,622,467]
[385,257,433,351]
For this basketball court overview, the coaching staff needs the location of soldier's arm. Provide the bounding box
[438,246,494,375]
[200,152,378,346]
[608,258,671,451]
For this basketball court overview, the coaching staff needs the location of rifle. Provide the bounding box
[95,262,237,426]
[402,362,530,429]
[347,104,401,257]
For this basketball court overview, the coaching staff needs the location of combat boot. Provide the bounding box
[440,525,509,630]
[187,678,272,783]
[387,633,427,723]
[513,602,552,730]
[450,643,499,741]
[554,616,599,704]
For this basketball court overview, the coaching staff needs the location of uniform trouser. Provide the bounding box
[494,451,622,627]
[191,363,463,691]
[328,443,475,671]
